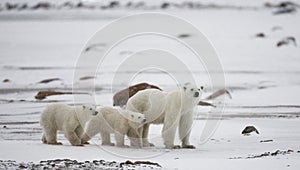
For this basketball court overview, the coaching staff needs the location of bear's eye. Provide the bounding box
[90,108,92,110]
[131,115,134,118]
[138,116,141,119]
[191,88,194,91]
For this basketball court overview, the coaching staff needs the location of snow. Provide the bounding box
[0,0,300,169]
[1,118,300,169]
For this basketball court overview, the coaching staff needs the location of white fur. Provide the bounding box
[126,84,202,148]
[81,106,146,147]
[126,89,166,147]
[40,103,97,146]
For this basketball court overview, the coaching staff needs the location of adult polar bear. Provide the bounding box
[126,84,203,149]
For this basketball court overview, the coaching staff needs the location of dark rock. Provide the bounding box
[260,139,273,143]
[6,3,18,10]
[271,150,280,156]
[61,2,75,8]
[256,33,265,38]
[31,2,51,10]
[277,36,297,47]
[241,125,259,135]
[38,78,61,84]
[19,164,26,168]
[3,79,10,83]
[18,4,28,10]
[161,2,170,9]
[35,91,87,100]
[108,1,120,8]
[178,33,191,38]
[76,2,84,8]
[79,76,95,80]
[274,2,299,15]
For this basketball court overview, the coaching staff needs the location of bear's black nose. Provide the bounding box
[194,92,199,97]
[143,118,146,123]
[93,111,98,115]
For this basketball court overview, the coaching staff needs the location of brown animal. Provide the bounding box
[113,83,162,107]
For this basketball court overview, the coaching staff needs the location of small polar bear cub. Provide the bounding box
[81,106,146,148]
[40,103,98,146]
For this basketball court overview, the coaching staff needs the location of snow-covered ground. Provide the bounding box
[0,0,300,169]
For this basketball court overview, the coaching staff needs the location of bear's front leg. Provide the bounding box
[81,117,101,144]
[115,133,129,148]
[162,111,181,149]
[142,124,154,147]
[127,128,142,148]
[64,126,83,146]
[75,126,85,144]
[179,112,195,149]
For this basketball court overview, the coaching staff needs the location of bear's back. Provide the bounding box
[40,103,74,130]
[98,106,125,130]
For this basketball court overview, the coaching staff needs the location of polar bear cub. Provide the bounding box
[40,103,98,146]
[81,106,146,147]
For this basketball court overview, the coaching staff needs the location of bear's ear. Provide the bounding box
[200,86,204,90]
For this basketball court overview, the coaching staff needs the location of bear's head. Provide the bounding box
[82,104,98,116]
[122,110,146,129]
[182,83,204,100]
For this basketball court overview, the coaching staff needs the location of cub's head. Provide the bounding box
[182,83,204,99]
[82,104,98,116]
[122,110,146,126]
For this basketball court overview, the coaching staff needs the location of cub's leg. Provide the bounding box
[115,133,128,148]
[81,118,101,144]
[64,125,82,146]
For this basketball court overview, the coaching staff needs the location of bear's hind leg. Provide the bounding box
[42,134,47,144]
[100,132,114,146]
[43,128,62,145]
